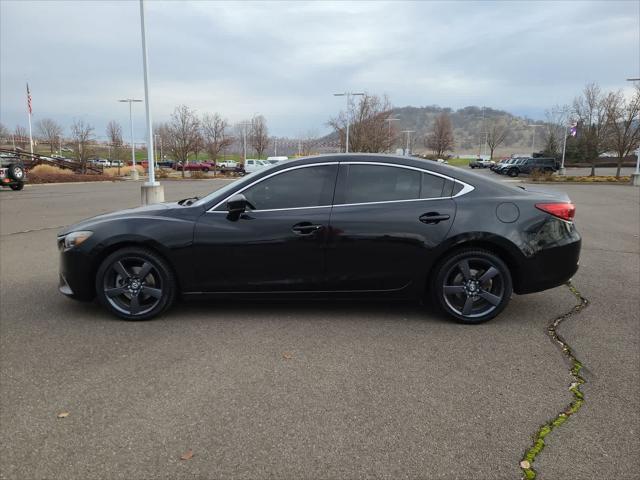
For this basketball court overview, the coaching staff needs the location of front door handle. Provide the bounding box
[292,222,324,235]
[419,212,451,224]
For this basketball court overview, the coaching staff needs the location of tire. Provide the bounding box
[431,248,513,324]
[8,164,25,181]
[508,169,519,177]
[10,182,24,191]
[95,247,177,321]
[202,167,209,173]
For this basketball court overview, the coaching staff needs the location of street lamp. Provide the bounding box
[239,121,251,161]
[334,92,365,153]
[118,98,142,180]
[385,116,400,153]
[627,77,640,186]
[138,0,163,204]
[400,130,415,156]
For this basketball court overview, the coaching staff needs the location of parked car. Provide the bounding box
[173,161,212,172]
[244,159,270,174]
[501,157,559,177]
[0,156,27,191]
[58,154,580,324]
[91,158,111,168]
[266,156,289,164]
[494,157,527,174]
[469,158,494,169]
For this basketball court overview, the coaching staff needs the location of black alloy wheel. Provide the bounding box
[433,249,512,324]
[96,247,176,320]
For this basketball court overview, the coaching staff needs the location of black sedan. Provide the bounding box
[58,154,581,324]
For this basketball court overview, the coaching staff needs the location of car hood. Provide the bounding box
[58,202,178,236]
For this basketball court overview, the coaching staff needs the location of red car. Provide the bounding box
[173,161,213,172]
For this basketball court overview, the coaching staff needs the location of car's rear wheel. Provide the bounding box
[432,249,512,324]
[508,169,519,177]
[95,247,176,321]
[10,182,24,191]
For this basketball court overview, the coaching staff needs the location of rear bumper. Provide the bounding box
[514,237,581,294]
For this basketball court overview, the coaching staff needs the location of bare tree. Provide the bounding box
[573,83,610,176]
[106,120,124,174]
[249,115,269,158]
[328,94,395,153]
[35,118,63,154]
[606,86,640,177]
[166,105,200,177]
[425,112,454,158]
[541,106,570,159]
[70,119,95,172]
[298,130,320,156]
[201,113,233,169]
[14,125,28,149]
[485,119,511,159]
[0,123,8,146]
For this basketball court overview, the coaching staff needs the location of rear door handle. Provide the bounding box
[419,212,450,224]
[292,222,324,235]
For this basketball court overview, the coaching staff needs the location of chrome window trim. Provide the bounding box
[206,160,474,213]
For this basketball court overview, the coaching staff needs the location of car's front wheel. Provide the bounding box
[508,169,519,177]
[432,249,512,324]
[10,182,24,191]
[95,247,176,320]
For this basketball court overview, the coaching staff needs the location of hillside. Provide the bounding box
[391,105,537,155]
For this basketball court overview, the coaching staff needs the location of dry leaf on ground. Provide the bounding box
[282,352,293,360]
[57,412,69,418]
[180,449,194,460]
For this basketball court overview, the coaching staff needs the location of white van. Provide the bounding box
[266,156,288,164]
[244,159,270,174]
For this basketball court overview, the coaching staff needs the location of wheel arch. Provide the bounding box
[90,238,182,296]
[425,233,524,293]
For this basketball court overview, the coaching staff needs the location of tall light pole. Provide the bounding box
[118,98,142,180]
[627,78,640,185]
[400,130,415,156]
[239,121,251,161]
[385,116,399,153]
[334,91,364,153]
[138,0,163,204]
[527,124,543,154]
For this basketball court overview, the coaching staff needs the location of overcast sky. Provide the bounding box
[1,0,638,140]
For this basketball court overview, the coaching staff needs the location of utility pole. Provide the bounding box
[385,116,399,153]
[333,91,365,153]
[400,130,415,156]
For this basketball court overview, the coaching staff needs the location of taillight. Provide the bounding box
[535,202,576,222]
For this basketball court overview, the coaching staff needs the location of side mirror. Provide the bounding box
[227,194,249,215]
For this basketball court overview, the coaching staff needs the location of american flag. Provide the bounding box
[26,83,32,115]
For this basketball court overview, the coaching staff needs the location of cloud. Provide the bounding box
[1,0,638,139]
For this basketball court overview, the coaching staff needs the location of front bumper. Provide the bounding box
[59,246,96,300]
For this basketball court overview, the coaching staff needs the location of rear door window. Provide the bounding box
[338,164,421,204]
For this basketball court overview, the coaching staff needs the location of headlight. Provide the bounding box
[64,231,93,249]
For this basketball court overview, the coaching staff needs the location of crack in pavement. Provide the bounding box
[519,282,590,479]
[0,225,67,237]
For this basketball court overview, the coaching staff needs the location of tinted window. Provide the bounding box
[420,173,445,198]
[341,165,421,204]
[241,165,337,210]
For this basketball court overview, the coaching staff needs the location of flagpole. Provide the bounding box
[26,83,33,155]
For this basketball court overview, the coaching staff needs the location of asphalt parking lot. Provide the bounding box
[1,175,638,479]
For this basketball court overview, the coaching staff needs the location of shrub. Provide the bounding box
[30,164,66,175]
[190,170,207,179]
[103,165,145,177]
